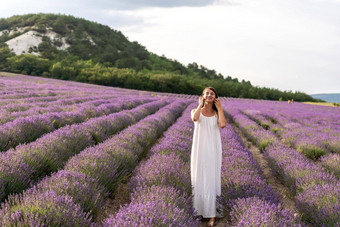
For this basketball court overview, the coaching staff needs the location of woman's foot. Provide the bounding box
[208,217,215,227]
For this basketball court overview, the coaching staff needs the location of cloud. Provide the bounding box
[0,0,218,20]
[86,0,216,10]
[48,0,218,11]
[0,0,218,29]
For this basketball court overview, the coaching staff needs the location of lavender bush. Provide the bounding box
[32,170,108,217]
[0,152,33,201]
[103,199,199,227]
[264,143,336,195]
[130,185,193,211]
[229,196,304,226]
[149,109,194,162]
[65,148,121,193]
[129,153,191,195]
[0,95,117,125]
[320,153,340,179]
[296,182,340,226]
[0,190,92,226]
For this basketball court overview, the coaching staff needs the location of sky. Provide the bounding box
[1,0,339,94]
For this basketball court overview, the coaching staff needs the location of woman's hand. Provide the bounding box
[214,98,223,111]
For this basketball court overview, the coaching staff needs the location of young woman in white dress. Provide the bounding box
[191,87,226,227]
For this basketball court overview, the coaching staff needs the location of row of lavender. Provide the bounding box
[0,94,119,123]
[0,91,128,105]
[0,99,168,203]
[0,74,146,125]
[0,74,135,100]
[103,104,303,226]
[241,100,340,155]
[0,96,156,152]
[224,100,340,226]
[0,99,190,225]
[251,104,338,154]
[242,106,340,179]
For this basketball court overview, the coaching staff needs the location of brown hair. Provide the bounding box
[202,87,219,112]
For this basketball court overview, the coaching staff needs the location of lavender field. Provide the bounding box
[0,74,339,226]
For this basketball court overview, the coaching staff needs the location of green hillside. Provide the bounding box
[0,13,316,101]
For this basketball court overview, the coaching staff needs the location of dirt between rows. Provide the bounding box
[95,183,131,224]
[95,124,302,226]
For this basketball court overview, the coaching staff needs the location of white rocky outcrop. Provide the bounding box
[5,31,41,55]
[2,28,70,55]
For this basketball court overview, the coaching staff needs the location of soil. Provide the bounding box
[95,183,131,224]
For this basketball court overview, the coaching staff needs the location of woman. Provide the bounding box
[191,87,226,227]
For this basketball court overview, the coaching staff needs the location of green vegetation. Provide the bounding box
[0,13,317,101]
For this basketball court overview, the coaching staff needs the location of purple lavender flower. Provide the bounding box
[103,197,200,227]
[129,153,191,195]
[296,182,340,226]
[320,153,340,179]
[130,185,193,213]
[64,148,120,193]
[31,170,108,218]
[264,143,336,195]
[0,190,92,226]
[12,123,95,179]
[0,152,33,202]
[295,135,327,160]
[229,196,304,226]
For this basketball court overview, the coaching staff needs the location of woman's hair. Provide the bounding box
[202,87,219,112]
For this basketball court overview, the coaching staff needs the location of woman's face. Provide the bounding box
[203,88,216,103]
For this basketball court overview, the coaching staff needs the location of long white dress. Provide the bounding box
[191,110,222,218]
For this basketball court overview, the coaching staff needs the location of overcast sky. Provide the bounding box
[1,0,339,94]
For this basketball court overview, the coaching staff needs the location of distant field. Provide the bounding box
[0,71,18,76]
[303,101,337,106]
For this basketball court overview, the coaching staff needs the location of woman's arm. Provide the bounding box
[215,98,227,128]
[191,97,204,122]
